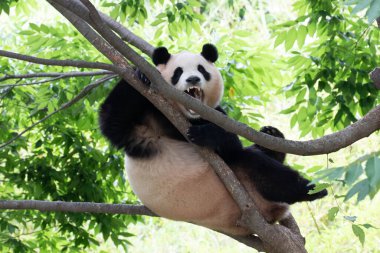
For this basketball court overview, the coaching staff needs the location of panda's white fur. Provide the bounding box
[157,51,223,119]
[124,138,248,235]
[99,44,327,236]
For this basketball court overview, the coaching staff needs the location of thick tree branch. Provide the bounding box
[0,70,113,82]
[0,199,266,250]
[0,50,116,71]
[0,200,157,216]
[370,67,380,89]
[0,75,117,149]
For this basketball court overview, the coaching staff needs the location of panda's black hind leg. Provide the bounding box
[250,126,286,164]
[236,150,328,204]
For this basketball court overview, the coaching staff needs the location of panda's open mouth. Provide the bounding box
[184,86,204,115]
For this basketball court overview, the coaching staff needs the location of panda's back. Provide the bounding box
[124,137,249,235]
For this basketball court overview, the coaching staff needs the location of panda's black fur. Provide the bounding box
[99,44,327,235]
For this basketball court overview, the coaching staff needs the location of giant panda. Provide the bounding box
[99,44,327,236]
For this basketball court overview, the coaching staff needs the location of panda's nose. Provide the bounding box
[186,76,201,85]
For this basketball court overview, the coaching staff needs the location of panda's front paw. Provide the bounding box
[260,126,285,139]
[187,124,215,147]
[135,69,151,85]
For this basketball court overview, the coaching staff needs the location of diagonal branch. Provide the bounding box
[48,1,269,251]
[49,1,308,252]
[0,75,117,149]
[0,50,116,71]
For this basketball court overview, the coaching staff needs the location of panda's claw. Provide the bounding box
[187,124,219,147]
[135,69,151,85]
[187,125,206,146]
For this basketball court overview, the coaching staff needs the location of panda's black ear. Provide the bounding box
[201,44,218,63]
[152,47,171,65]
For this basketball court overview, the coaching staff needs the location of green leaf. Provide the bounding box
[352,224,365,246]
[297,25,307,48]
[296,88,306,103]
[285,28,297,51]
[366,0,380,23]
[234,30,251,37]
[361,223,378,229]
[345,163,363,185]
[365,156,380,197]
[327,207,339,221]
[344,179,370,202]
[351,0,371,14]
[290,113,298,128]
[274,32,286,47]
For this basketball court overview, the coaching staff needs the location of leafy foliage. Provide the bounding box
[274,0,379,138]
[0,0,379,252]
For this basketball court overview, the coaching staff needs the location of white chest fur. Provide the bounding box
[124,137,247,235]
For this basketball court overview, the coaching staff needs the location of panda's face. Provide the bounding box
[153,45,223,119]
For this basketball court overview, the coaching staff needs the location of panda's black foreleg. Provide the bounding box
[187,106,243,162]
[249,126,286,164]
[236,150,328,204]
[99,74,157,157]
[187,122,243,161]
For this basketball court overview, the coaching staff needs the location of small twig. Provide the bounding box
[0,50,116,71]
[0,75,117,149]
[0,73,114,88]
[0,75,65,87]
[0,70,113,82]
[305,202,321,234]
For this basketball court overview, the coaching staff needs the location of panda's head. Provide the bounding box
[152,44,224,119]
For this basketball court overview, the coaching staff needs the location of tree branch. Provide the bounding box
[0,50,116,71]
[370,67,380,89]
[0,200,157,216]
[1,2,378,156]
[48,1,270,251]
[0,70,113,82]
[48,1,310,252]
[0,72,114,88]
[0,75,117,149]
[51,0,380,157]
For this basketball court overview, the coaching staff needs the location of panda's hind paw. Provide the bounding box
[135,69,151,85]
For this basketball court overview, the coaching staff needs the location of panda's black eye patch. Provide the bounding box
[197,65,211,81]
[171,67,183,85]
